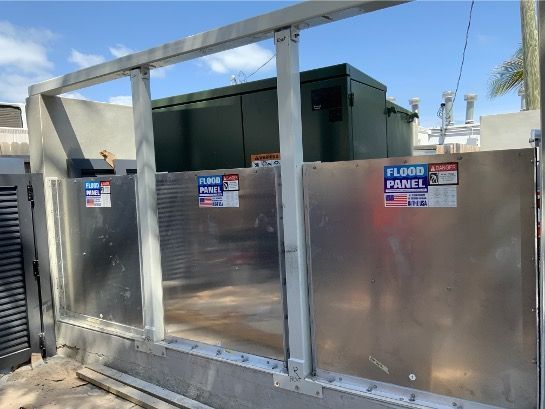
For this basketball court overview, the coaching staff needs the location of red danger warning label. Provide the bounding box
[428,162,458,186]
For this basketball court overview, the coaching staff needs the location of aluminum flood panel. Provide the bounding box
[51,176,143,329]
[303,149,537,408]
[156,167,284,360]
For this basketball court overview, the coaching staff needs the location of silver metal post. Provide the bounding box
[130,66,165,343]
[539,2,545,406]
[274,27,311,379]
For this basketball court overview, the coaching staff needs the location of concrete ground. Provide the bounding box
[0,355,138,409]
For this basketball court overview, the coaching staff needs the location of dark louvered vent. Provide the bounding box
[0,106,23,128]
[0,187,30,359]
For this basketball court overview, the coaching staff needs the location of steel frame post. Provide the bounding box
[274,27,312,381]
[130,66,165,343]
[539,3,545,407]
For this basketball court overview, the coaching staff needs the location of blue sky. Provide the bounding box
[1,1,523,127]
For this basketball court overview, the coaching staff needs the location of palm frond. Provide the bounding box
[488,45,524,98]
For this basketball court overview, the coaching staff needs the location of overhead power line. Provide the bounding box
[451,0,475,109]
[440,0,475,136]
[232,53,277,84]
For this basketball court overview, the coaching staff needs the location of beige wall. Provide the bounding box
[0,127,29,155]
[27,95,135,178]
[480,110,540,151]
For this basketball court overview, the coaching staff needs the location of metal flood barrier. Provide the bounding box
[48,150,539,408]
[303,149,537,408]
[50,168,286,360]
[50,176,143,332]
[156,167,286,360]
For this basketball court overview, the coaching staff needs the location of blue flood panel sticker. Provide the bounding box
[198,175,223,197]
[85,189,101,196]
[197,174,239,208]
[84,180,111,208]
[85,181,100,190]
[384,164,428,193]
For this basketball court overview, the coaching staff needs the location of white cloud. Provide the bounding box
[201,43,275,75]
[108,95,132,106]
[61,92,89,100]
[109,44,133,58]
[0,72,49,102]
[68,49,105,69]
[150,66,171,79]
[0,21,55,102]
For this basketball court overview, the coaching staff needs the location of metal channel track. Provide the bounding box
[0,186,30,363]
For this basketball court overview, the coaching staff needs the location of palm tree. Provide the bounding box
[488,1,539,109]
[488,46,523,98]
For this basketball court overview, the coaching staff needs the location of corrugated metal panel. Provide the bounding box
[0,187,30,360]
[156,168,285,359]
[0,106,23,128]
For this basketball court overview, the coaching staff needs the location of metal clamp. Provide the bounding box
[272,371,323,398]
[134,338,166,357]
[530,129,542,147]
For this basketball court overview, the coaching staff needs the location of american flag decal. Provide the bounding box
[199,197,213,208]
[384,193,408,207]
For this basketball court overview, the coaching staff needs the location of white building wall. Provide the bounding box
[0,127,29,155]
[480,110,540,151]
[27,95,135,178]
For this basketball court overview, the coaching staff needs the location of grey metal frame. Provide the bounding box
[539,3,545,408]
[28,1,406,97]
[130,67,165,344]
[27,0,408,394]
[28,0,545,407]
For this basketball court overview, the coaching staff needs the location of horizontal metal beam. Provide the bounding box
[28,0,407,96]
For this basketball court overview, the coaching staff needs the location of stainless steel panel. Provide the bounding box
[156,167,284,359]
[304,149,537,408]
[52,176,143,329]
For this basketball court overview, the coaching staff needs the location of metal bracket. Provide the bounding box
[290,27,300,42]
[134,339,166,357]
[273,372,323,398]
[530,129,542,147]
[275,27,300,45]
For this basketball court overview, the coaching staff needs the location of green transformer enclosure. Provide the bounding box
[151,63,413,172]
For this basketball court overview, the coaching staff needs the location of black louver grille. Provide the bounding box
[0,187,30,358]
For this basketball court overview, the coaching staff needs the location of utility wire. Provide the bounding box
[237,53,276,83]
[442,0,475,134]
[451,0,475,109]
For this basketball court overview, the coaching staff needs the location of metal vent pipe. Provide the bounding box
[464,94,477,123]
[442,91,454,125]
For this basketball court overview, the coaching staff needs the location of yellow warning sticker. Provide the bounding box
[251,152,280,168]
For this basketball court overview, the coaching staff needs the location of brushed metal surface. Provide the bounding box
[156,167,285,359]
[304,149,537,408]
[53,177,143,328]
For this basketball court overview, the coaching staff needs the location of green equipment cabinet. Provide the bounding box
[152,64,413,172]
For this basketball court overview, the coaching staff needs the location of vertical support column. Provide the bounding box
[275,27,311,379]
[130,66,164,343]
[539,3,545,408]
